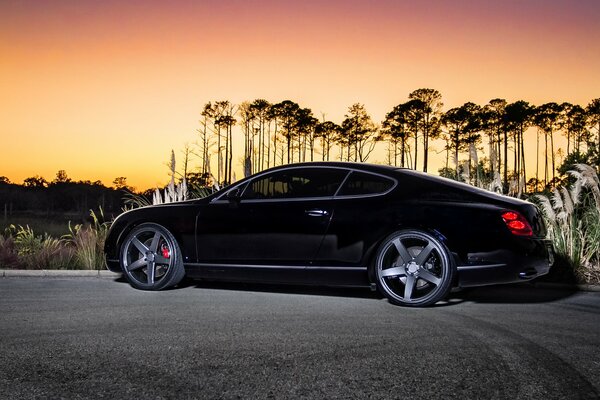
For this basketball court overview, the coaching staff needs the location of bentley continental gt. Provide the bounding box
[104,162,554,307]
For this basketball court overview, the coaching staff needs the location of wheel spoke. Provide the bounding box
[392,238,412,263]
[414,243,435,266]
[418,268,441,286]
[128,258,147,271]
[149,232,161,253]
[147,261,156,284]
[155,255,170,265]
[404,275,416,300]
[131,237,149,254]
[381,266,406,278]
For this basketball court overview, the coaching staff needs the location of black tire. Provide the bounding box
[120,223,185,290]
[375,229,454,307]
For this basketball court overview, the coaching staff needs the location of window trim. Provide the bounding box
[333,170,397,199]
[211,166,397,204]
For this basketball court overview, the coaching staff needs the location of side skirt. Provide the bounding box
[184,263,370,287]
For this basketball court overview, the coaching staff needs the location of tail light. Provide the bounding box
[501,211,533,237]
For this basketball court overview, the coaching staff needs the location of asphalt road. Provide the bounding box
[1,277,599,400]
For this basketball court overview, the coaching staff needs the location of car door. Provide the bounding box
[194,167,349,283]
[310,170,398,285]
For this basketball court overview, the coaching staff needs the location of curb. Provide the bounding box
[0,269,122,278]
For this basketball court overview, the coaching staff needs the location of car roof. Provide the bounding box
[265,161,402,174]
[204,162,401,201]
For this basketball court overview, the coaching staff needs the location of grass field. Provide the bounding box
[1,212,92,238]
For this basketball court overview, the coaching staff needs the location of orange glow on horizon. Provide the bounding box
[1,0,599,190]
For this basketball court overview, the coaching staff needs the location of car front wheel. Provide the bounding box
[375,230,454,307]
[120,223,185,290]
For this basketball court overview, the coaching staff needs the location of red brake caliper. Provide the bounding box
[161,243,170,259]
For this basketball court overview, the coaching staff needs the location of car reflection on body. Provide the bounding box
[104,162,553,307]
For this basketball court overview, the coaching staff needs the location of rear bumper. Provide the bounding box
[457,238,554,287]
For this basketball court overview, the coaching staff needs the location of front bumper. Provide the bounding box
[456,238,554,287]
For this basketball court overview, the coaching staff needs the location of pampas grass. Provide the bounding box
[532,164,600,284]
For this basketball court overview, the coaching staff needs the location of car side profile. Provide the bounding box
[104,162,554,307]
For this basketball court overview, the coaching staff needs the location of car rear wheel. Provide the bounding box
[120,223,185,290]
[375,230,454,307]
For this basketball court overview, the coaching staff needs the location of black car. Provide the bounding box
[104,162,553,307]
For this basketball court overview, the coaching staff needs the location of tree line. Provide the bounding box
[4,90,599,201]
[0,170,126,218]
[187,90,600,196]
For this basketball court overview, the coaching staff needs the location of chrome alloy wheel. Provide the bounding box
[120,223,184,290]
[376,230,454,307]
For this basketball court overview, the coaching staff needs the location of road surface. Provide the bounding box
[1,277,599,399]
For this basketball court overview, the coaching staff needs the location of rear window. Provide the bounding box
[337,171,395,196]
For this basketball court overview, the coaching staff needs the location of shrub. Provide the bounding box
[532,164,600,284]
[0,234,22,269]
[7,224,75,269]
[0,208,110,270]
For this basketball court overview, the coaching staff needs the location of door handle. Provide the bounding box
[305,209,329,217]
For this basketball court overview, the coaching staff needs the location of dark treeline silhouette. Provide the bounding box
[3,91,599,213]
[0,170,125,222]
[197,100,381,185]
[190,91,600,196]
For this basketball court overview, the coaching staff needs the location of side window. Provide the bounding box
[242,168,348,200]
[337,171,394,196]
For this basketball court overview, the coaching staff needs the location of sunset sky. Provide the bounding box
[1,0,599,190]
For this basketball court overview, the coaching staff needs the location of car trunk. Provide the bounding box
[399,170,548,238]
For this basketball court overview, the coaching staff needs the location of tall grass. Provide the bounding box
[65,208,110,270]
[188,183,215,199]
[0,208,109,270]
[0,234,23,269]
[532,164,600,284]
[123,151,217,209]
[4,224,75,269]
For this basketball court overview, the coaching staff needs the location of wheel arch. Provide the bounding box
[118,220,186,290]
[106,216,192,272]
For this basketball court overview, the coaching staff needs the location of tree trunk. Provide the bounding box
[503,130,508,192]
[400,138,405,168]
[454,132,459,177]
[273,120,278,168]
[423,115,429,172]
[520,127,526,195]
[536,129,539,187]
[497,128,502,177]
[550,129,556,183]
[217,126,222,184]
[224,126,229,184]
[513,133,517,185]
[228,125,233,183]
[544,131,548,186]
[286,130,291,164]
[266,120,271,169]
[414,129,418,170]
